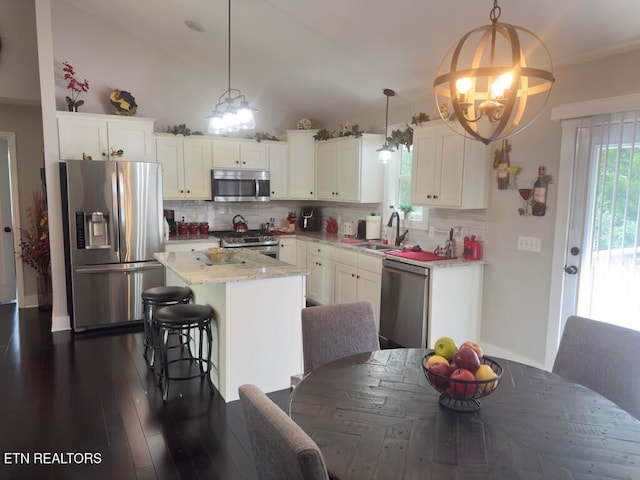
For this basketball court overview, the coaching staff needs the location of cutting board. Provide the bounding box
[385,250,451,261]
[340,238,366,244]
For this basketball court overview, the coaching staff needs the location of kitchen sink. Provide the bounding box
[358,243,397,251]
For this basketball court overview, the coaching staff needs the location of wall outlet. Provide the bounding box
[517,236,541,252]
[428,226,435,238]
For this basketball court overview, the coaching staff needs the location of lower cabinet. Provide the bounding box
[334,249,382,331]
[306,241,335,305]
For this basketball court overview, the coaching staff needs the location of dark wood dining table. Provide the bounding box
[288,348,640,479]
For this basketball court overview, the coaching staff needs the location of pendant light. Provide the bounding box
[207,0,256,134]
[433,0,554,145]
[377,88,396,164]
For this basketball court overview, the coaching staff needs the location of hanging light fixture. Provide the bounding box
[377,88,396,164]
[433,0,554,145]
[207,0,256,134]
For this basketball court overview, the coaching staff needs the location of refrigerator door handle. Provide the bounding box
[117,168,127,259]
[75,261,163,274]
[111,170,120,256]
[255,178,259,199]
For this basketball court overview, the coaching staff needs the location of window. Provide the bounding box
[387,144,427,228]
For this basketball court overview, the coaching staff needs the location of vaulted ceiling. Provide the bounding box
[57,0,640,125]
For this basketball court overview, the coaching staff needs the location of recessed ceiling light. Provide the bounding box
[184,20,204,33]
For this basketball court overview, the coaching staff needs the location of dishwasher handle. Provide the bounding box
[382,257,430,276]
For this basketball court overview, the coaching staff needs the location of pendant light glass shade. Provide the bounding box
[377,88,396,164]
[433,0,554,145]
[207,0,256,134]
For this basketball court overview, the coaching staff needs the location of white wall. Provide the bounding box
[0,0,41,105]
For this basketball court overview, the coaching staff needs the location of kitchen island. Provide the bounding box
[154,249,307,402]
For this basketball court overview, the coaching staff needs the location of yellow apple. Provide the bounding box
[425,355,450,367]
[474,364,498,394]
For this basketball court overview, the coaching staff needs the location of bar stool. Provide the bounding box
[154,303,216,403]
[141,286,193,368]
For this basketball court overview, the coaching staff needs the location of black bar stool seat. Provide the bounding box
[141,286,193,369]
[154,303,216,403]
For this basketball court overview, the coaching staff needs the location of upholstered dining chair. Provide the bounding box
[301,301,380,375]
[553,315,640,420]
[238,384,330,480]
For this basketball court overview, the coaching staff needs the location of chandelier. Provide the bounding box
[433,0,554,145]
[377,88,396,164]
[207,0,256,134]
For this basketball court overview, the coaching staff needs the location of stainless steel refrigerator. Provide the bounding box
[60,160,164,331]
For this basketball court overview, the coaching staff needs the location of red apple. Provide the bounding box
[460,341,483,361]
[447,368,476,399]
[427,362,451,391]
[452,346,481,373]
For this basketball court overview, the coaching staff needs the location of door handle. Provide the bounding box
[564,265,578,275]
[3,226,11,233]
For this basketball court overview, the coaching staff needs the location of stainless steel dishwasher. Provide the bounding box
[380,257,430,348]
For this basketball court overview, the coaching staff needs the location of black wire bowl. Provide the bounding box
[422,352,503,412]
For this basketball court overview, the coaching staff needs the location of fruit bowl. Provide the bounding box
[203,247,236,263]
[422,352,503,412]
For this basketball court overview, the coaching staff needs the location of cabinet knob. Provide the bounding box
[242,161,246,165]
[433,195,438,199]
[102,152,106,156]
[187,190,190,194]
[180,190,184,193]
[427,195,432,199]
[351,273,355,278]
[310,191,313,195]
[271,191,275,194]
[4,226,11,233]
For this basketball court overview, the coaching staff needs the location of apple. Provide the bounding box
[427,362,451,391]
[474,364,498,394]
[452,346,481,373]
[433,337,457,361]
[447,368,476,399]
[460,341,483,361]
[425,354,450,368]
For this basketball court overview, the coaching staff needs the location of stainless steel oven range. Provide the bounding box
[213,229,279,259]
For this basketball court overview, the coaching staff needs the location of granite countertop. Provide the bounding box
[287,232,486,268]
[154,249,308,285]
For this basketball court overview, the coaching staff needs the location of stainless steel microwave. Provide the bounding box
[211,169,270,202]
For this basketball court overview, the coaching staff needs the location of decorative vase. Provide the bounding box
[37,274,52,311]
[67,104,78,112]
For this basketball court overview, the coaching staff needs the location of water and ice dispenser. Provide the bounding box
[75,211,111,249]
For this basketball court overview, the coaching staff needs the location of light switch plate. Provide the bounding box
[518,236,541,252]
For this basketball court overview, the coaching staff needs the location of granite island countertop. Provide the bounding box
[154,248,308,285]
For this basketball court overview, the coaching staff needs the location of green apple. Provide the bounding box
[433,336,457,361]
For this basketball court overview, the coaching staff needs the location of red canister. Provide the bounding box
[188,223,199,235]
[178,222,189,235]
[464,235,482,260]
[199,222,209,234]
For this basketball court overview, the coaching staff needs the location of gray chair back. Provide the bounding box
[301,301,380,374]
[553,315,640,420]
[238,384,329,480]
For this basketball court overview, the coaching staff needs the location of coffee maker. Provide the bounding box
[299,207,322,231]
[163,209,176,235]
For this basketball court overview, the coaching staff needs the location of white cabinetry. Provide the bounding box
[411,121,489,209]
[428,263,484,347]
[306,241,335,305]
[316,134,384,203]
[156,134,212,200]
[212,139,268,169]
[268,143,289,199]
[278,237,297,265]
[57,111,155,162]
[334,249,382,331]
[287,130,317,200]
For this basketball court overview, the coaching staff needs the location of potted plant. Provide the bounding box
[62,62,90,111]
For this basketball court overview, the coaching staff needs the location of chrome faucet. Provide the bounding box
[387,211,408,247]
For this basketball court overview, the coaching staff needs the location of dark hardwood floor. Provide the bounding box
[0,303,289,480]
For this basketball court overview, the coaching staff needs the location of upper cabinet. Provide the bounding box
[57,111,155,162]
[211,138,268,170]
[316,134,384,203]
[268,143,289,199]
[287,130,317,200]
[411,121,489,209]
[156,134,212,200]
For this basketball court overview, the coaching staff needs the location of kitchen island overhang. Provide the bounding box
[154,249,308,402]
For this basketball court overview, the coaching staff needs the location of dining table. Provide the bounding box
[288,348,640,479]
